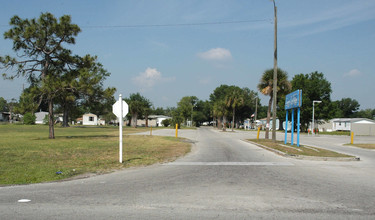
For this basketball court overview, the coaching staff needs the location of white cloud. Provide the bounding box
[344,69,362,77]
[197,48,232,61]
[132,67,174,90]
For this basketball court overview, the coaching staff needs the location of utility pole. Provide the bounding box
[255,97,258,128]
[272,0,278,141]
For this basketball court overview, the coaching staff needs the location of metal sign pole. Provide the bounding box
[297,107,300,147]
[119,94,123,163]
[291,108,294,146]
[284,110,288,145]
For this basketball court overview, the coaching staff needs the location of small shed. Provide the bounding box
[82,113,98,125]
[351,119,375,136]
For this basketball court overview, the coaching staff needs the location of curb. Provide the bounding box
[243,140,360,161]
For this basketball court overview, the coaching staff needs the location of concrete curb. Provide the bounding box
[243,140,360,161]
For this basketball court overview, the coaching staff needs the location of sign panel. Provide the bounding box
[112,100,128,118]
[285,90,302,110]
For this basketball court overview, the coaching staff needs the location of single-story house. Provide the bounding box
[319,118,375,135]
[98,118,106,126]
[82,113,98,126]
[132,115,171,127]
[35,111,49,124]
[146,115,170,127]
[258,118,280,130]
[0,112,9,121]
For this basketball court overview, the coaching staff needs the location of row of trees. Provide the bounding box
[259,69,375,134]
[0,13,115,138]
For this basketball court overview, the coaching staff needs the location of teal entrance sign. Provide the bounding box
[285,90,302,147]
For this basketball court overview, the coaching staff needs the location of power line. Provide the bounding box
[82,19,270,28]
[1,19,271,29]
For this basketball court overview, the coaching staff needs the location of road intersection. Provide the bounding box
[1,127,374,219]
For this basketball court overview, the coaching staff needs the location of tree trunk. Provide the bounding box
[131,113,137,128]
[62,103,70,127]
[48,98,55,139]
[145,114,149,127]
[265,96,273,139]
[217,117,222,130]
[232,108,235,131]
[223,115,227,131]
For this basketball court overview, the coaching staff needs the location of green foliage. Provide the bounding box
[0,97,8,112]
[125,93,152,127]
[335,98,360,118]
[258,68,291,137]
[23,112,36,125]
[355,108,375,119]
[1,12,81,138]
[161,118,171,127]
[290,71,333,131]
[209,85,259,130]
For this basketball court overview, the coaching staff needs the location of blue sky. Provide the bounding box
[1,0,374,109]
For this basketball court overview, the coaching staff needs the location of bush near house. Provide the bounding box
[23,112,36,125]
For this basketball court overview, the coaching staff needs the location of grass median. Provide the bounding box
[0,125,190,185]
[248,139,354,158]
[345,143,375,149]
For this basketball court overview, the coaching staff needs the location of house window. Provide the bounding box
[89,116,94,121]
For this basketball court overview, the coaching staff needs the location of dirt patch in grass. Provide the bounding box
[248,139,354,158]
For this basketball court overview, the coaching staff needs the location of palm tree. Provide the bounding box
[225,86,244,131]
[213,100,227,131]
[257,68,291,139]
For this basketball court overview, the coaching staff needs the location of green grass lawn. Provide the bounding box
[0,125,190,185]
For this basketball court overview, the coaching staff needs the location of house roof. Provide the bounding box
[148,115,171,119]
[83,113,97,117]
[332,118,375,124]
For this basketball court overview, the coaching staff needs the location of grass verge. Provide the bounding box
[345,143,375,149]
[0,125,190,185]
[248,139,354,158]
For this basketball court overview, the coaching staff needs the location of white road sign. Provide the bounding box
[112,100,128,118]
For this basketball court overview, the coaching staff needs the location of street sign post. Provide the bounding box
[285,90,302,147]
[112,94,129,163]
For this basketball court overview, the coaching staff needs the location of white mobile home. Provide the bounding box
[82,113,98,125]
[35,111,48,124]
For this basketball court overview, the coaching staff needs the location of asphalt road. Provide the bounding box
[1,127,375,219]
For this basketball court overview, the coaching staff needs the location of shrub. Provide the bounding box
[23,113,36,125]
[161,118,171,127]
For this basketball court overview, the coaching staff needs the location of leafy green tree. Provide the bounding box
[290,71,333,131]
[236,88,259,122]
[176,96,198,126]
[126,93,151,128]
[0,97,7,112]
[355,108,375,119]
[68,55,116,127]
[1,12,80,138]
[336,98,360,118]
[210,85,231,130]
[23,112,36,125]
[15,86,45,115]
[225,86,244,131]
[152,107,166,115]
[161,118,171,127]
[193,100,211,126]
[258,68,291,138]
